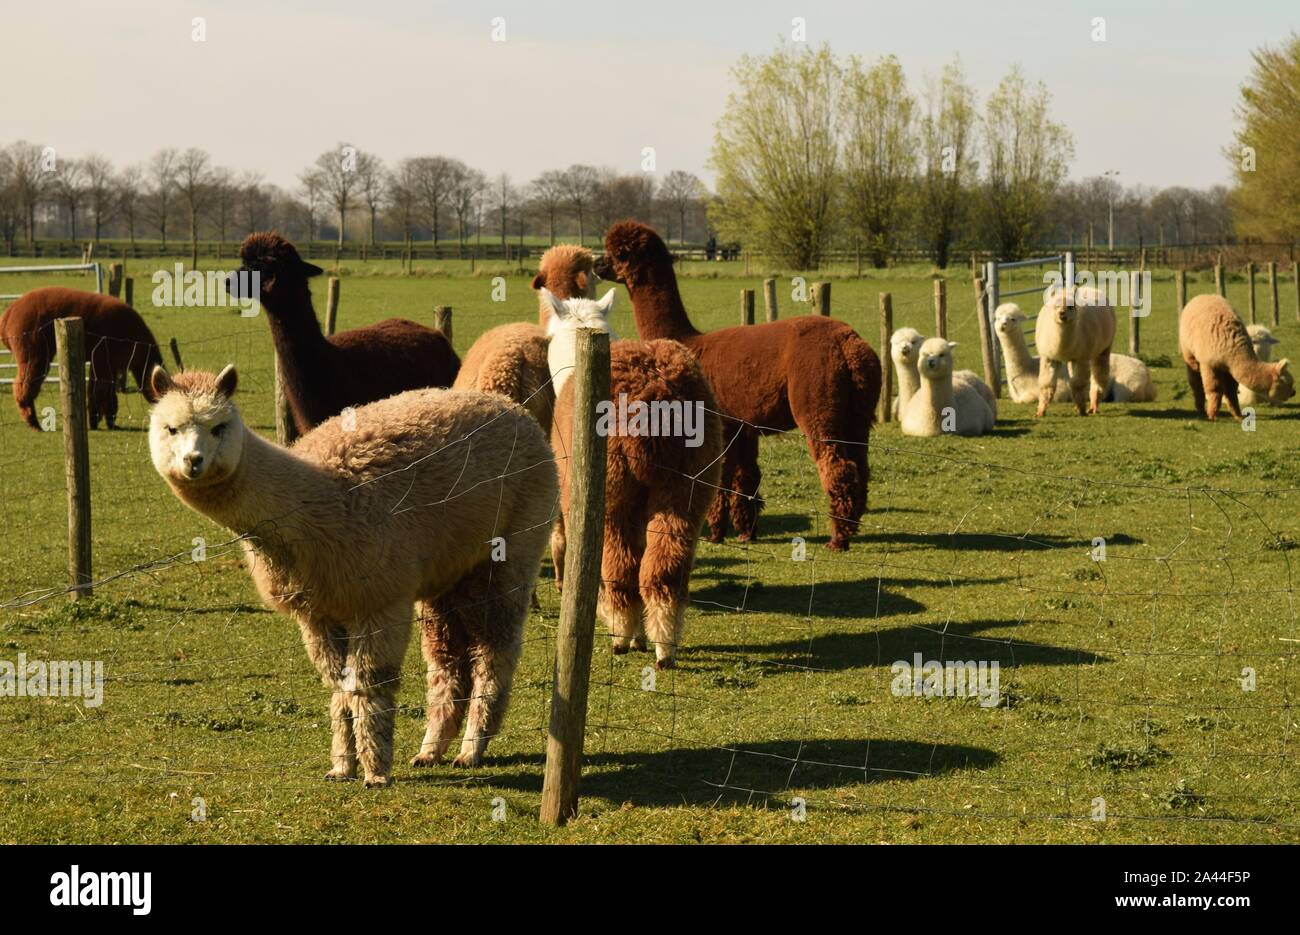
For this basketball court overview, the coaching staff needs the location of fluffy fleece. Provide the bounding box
[544,289,722,668]
[230,232,460,434]
[148,366,557,785]
[901,338,995,437]
[1239,324,1282,408]
[1,286,163,429]
[1033,286,1117,417]
[595,221,881,552]
[452,322,555,434]
[532,244,597,327]
[1179,294,1295,420]
[889,326,995,418]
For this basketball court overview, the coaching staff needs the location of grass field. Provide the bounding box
[2,255,1299,843]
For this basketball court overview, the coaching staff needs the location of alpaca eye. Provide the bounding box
[212,423,226,437]
[167,426,178,436]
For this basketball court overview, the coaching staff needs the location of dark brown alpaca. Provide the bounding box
[1,286,163,430]
[229,232,460,434]
[595,221,882,552]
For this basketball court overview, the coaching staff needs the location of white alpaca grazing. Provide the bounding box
[1034,286,1117,417]
[890,326,996,418]
[901,338,996,437]
[1240,324,1282,408]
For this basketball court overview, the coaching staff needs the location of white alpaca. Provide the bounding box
[1240,324,1283,407]
[901,338,995,437]
[1034,286,1117,416]
[544,287,618,394]
[993,303,1073,404]
[890,326,996,418]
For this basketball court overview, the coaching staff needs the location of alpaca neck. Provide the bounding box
[263,288,338,427]
[918,372,954,414]
[997,328,1036,380]
[1233,355,1277,393]
[625,264,700,340]
[893,355,920,407]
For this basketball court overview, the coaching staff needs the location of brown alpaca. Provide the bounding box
[531,243,597,326]
[545,290,722,668]
[453,323,555,435]
[595,221,882,552]
[1,286,163,430]
[1179,294,1295,420]
[229,232,460,434]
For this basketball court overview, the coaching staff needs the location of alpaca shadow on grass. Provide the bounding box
[858,531,1141,552]
[689,619,1107,672]
[982,425,1033,438]
[456,737,1000,808]
[690,578,926,619]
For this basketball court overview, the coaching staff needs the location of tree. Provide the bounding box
[1229,32,1300,241]
[981,66,1073,259]
[115,164,144,246]
[659,170,703,244]
[412,156,459,246]
[146,148,178,247]
[918,60,978,268]
[312,143,363,249]
[386,159,421,247]
[236,171,270,235]
[0,148,18,252]
[530,169,566,244]
[486,173,519,250]
[708,44,841,268]
[207,167,238,247]
[175,147,214,267]
[841,54,918,267]
[298,168,323,242]
[6,141,48,244]
[52,159,86,240]
[559,164,599,243]
[449,164,486,248]
[355,151,386,246]
[80,154,116,242]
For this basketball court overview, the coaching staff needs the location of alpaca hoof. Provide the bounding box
[611,643,630,655]
[364,775,393,788]
[827,538,849,552]
[735,532,755,544]
[409,752,442,768]
[451,752,481,769]
[631,638,648,652]
[655,657,676,671]
[706,531,725,544]
[324,768,356,782]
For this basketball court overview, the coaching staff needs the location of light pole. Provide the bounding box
[1103,169,1120,251]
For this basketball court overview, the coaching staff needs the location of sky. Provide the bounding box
[4,0,1292,191]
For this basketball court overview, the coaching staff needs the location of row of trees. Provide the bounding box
[0,143,711,255]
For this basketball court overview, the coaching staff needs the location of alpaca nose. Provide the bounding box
[184,453,204,475]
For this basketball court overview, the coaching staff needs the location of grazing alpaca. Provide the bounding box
[1179,294,1294,420]
[453,323,555,434]
[1,287,163,430]
[148,366,557,784]
[595,221,881,552]
[1034,286,1117,417]
[889,326,995,418]
[532,244,597,326]
[901,338,995,437]
[543,288,721,668]
[229,232,460,434]
[1239,324,1282,408]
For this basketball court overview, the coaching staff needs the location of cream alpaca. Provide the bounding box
[147,367,557,785]
[901,338,995,437]
[1179,294,1294,420]
[1034,286,1117,416]
[1239,324,1282,408]
[890,327,996,418]
[453,322,555,434]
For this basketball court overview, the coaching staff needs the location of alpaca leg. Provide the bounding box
[600,514,645,654]
[727,429,762,543]
[1036,358,1065,417]
[453,634,523,768]
[639,503,700,669]
[326,690,357,780]
[12,356,45,431]
[411,600,470,767]
[1088,351,1111,415]
[550,515,567,592]
[1221,372,1243,420]
[344,606,412,787]
[299,619,357,780]
[1067,360,1090,415]
[705,486,728,544]
[1202,367,1222,421]
[1185,361,1207,418]
[807,440,863,552]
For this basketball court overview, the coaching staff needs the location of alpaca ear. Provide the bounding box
[215,364,238,398]
[531,272,545,290]
[540,288,567,323]
[575,271,588,292]
[596,288,616,316]
[947,341,959,350]
[300,260,324,278]
[1278,358,1291,374]
[147,365,173,402]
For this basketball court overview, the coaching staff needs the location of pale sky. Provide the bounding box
[5,0,1292,191]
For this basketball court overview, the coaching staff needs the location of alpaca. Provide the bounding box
[453,323,555,434]
[229,232,460,434]
[1179,294,1294,420]
[147,366,557,785]
[1239,324,1282,408]
[596,221,881,552]
[543,288,722,668]
[1,286,163,430]
[532,243,597,327]
[889,326,995,418]
[1034,286,1117,417]
[901,338,995,437]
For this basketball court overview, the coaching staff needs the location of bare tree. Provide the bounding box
[355,151,386,246]
[298,168,323,242]
[6,141,49,244]
[146,148,178,247]
[236,171,270,235]
[175,147,214,267]
[659,170,703,244]
[115,164,144,247]
[386,159,421,252]
[0,148,18,252]
[412,156,459,247]
[53,159,86,240]
[530,169,566,244]
[486,173,519,249]
[312,142,364,249]
[918,59,978,268]
[207,167,238,249]
[559,164,600,243]
[80,154,116,242]
[450,164,486,248]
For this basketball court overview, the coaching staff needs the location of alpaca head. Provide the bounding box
[1267,359,1295,404]
[917,338,958,382]
[541,288,617,395]
[227,232,323,315]
[531,244,596,299]
[1248,324,1280,362]
[889,327,924,368]
[994,302,1027,336]
[594,220,673,287]
[148,365,244,488]
[1044,290,1080,327]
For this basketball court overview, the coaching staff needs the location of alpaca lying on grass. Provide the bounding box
[1239,324,1283,408]
[1,286,163,429]
[889,326,995,419]
[596,221,880,552]
[1179,294,1294,420]
[148,366,557,785]
[1034,286,1117,417]
[900,338,995,437]
[544,288,721,668]
[229,232,460,434]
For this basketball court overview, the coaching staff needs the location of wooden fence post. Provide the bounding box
[434,305,453,348]
[123,276,134,308]
[1247,262,1257,323]
[812,281,831,316]
[1295,262,1300,323]
[740,288,754,325]
[274,354,298,446]
[55,318,92,600]
[1215,264,1225,297]
[1268,262,1279,327]
[1128,271,1141,356]
[878,293,893,423]
[763,278,778,322]
[107,263,123,298]
[1175,269,1187,315]
[325,276,340,336]
[933,279,947,339]
[973,277,999,399]
[540,328,610,826]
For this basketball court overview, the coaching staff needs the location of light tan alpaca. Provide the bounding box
[453,322,555,434]
[890,327,996,418]
[901,338,995,437]
[1034,286,1117,416]
[1239,324,1282,408]
[993,303,1077,403]
[147,367,558,785]
[1179,294,1295,420]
